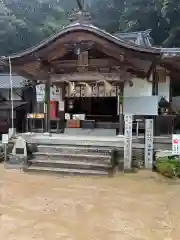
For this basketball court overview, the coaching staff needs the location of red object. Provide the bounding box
[173,139,179,144]
[50,101,57,119]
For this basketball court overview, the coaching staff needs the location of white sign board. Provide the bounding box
[65,113,71,120]
[36,84,61,102]
[123,96,158,115]
[59,100,64,111]
[73,114,85,120]
[145,119,154,169]
[172,134,180,155]
[124,114,133,170]
[2,134,9,144]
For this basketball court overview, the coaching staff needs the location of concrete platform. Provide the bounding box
[18,132,144,149]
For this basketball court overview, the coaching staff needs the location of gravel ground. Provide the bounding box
[1,165,180,240]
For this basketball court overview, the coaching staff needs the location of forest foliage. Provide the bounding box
[0,0,180,55]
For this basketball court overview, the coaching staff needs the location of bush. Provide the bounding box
[155,157,180,178]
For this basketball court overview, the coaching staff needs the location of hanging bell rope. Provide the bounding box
[96,80,113,93]
[79,82,92,96]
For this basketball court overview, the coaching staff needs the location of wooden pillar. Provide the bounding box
[152,65,158,136]
[58,83,65,133]
[168,74,172,114]
[152,66,158,96]
[44,77,51,132]
[119,83,124,135]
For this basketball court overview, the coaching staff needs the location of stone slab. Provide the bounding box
[64,128,116,136]
[4,162,24,169]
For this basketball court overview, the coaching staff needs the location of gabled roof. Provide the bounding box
[0,22,160,62]
[114,31,180,59]
[160,48,180,58]
[159,97,169,108]
[0,74,26,89]
[114,30,153,47]
[0,101,27,110]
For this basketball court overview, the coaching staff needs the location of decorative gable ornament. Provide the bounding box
[79,82,92,96]
[63,80,76,96]
[96,80,113,94]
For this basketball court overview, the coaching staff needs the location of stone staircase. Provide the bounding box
[23,144,118,176]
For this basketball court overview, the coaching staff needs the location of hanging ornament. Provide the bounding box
[79,82,92,96]
[96,80,113,93]
[63,80,76,96]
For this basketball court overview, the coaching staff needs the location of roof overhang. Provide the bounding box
[0,23,161,80]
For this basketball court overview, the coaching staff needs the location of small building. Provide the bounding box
[1,7,180,135]
[0,74,28,133]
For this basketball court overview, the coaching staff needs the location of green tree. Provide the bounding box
[161,0,180,46]
[0,1,26,55]
[89,0,125,33]
[1,0,180,56]
[0,0,68,55]
[118,0,169,46]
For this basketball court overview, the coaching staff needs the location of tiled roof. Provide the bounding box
[0,23,159,63]
[0,74,26,89]
[114,31,180,57]
[160,48,180,58]
[114,30,153,47]
[0,101,27,110]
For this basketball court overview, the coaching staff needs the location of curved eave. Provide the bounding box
[1,23,160,63]
[159,48,180,73]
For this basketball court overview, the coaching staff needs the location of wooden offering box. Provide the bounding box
[66,119,80,128]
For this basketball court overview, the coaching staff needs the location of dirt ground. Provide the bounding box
[1,165,180,240]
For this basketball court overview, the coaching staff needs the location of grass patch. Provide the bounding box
[156,156,180,178]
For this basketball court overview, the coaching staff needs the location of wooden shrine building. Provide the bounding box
[1,6,180,135]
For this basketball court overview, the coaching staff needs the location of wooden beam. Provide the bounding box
[51,72,121,83]
[78,51,88,66]
[47,47,68,61]
[51,58,121,69]
[95,44,150,75]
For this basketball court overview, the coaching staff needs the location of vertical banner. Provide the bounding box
[145,119,154,169]
[124,114,133,170]
[172,134,180,155]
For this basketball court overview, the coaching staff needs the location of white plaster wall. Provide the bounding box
[124,77,170,102]
[124,77,152,97]
[0,89,22,100]
[158,77,170,102]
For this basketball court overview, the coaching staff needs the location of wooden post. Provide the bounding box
[58,83,65,133]
[124,114,133,171]
[44,77,51,132]
[152,65,158,136]
[152,66,158,96]
[145,118,154,169]
[168,74,172,114]
[119,84,124,135]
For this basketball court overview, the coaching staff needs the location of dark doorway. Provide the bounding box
[65,97,117,122]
